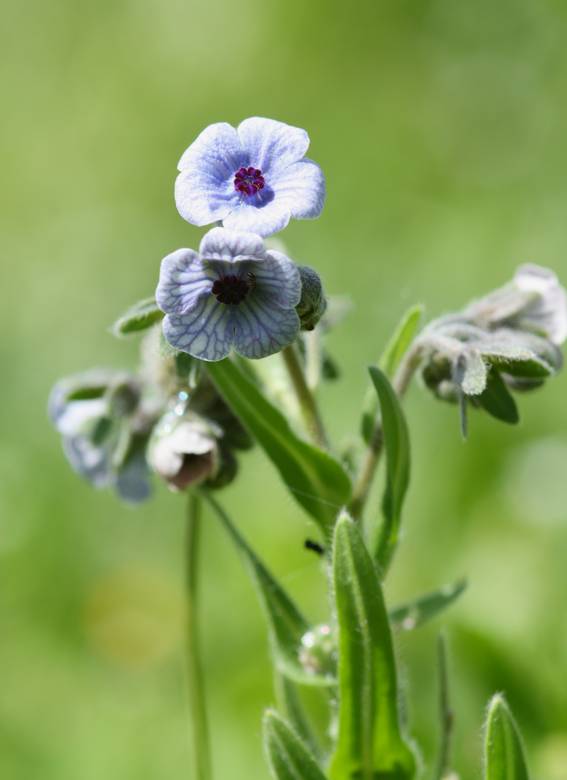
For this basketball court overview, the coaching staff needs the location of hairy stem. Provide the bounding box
[282,343,329,449]
[185,492,212,780]
[348,344,422,519]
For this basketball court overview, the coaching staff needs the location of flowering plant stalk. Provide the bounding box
[50,117,566,780]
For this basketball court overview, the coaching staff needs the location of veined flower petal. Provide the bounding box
[156,249,213,315]
[253,251,302,308]
[199,227,266,260]
[232,293,300,359]
[163,296,235,361]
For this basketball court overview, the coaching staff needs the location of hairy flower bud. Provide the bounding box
[464,264,567,345]
[296,265,327,331]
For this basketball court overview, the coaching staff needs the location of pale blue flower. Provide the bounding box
[174,117,326,237]
[49,370,152,503]
[156,227,301,361]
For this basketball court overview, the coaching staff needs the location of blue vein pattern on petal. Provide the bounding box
[156,249,214,314]
[237,117,310,175]
[255,251,302,307]
[163,296,235,362]
[199,227,266,260]
[232,293,300,359]
[271,159,326,219]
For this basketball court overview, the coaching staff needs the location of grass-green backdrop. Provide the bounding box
[1,0,567,777]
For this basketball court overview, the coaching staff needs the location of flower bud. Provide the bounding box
[147,412,221,492]
[298,624,337,679]
[296,266,327,331]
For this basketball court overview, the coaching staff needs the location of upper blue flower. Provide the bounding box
[156,227,301,361]
[174,117,326,237]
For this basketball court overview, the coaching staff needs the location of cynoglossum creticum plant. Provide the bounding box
[49,116,567,780]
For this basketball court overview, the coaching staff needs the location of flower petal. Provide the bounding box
[175,123,246,226]
[237,117,310,175]
[178,122,245,173]
[223,198,292,237]
[156,249,213,315]
[175,170,240,226]
[253,251,302,308]
[162,296,235,362]
[271,159,326,219]
[232,293,300,359]
[199,226,266,260]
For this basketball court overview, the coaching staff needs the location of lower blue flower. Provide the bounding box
[156,227,301,361]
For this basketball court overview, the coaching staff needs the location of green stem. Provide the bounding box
[185,492,212,780]
[281,343,329,449]
[348,344,422,519]
[435,633,454,780]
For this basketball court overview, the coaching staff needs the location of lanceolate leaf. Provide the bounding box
[264,710,329,780]
[111,297,164,337]
[329,513,416,780]
[389,579,467,631]
[380,305,424,378]
[361,305,423,444]
[368,366,411,575]
[484,695,530,780]
[204,493,334,687]
[207,359,351,537]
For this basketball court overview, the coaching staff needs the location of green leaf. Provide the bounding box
[380,305,424,378]
[361,305,423,444]
[264,710,329,780]
[274,673,322,760]
[478,370,519,425]
[328,513,416,780]
[207,359,351,537]
[111,297,164,336]
[484,695,530,780]
[368,366,411,575]
[203,493,334,687]
[389,579,467,631]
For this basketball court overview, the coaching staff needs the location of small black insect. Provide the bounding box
[304,539,325,556]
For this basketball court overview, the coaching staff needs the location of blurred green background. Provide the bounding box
[2,0,567,777]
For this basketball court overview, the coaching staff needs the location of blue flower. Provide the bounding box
[174,117,326,237]
[156,227,302,361]
[49,370,153,504]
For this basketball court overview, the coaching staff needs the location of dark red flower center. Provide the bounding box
[234,166,265,196]
[212,274,251,305]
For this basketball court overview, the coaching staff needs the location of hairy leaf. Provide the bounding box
[264,710,328,780]
[328,513,416,780]
[111,297,164,337]
[484,695,530,780]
